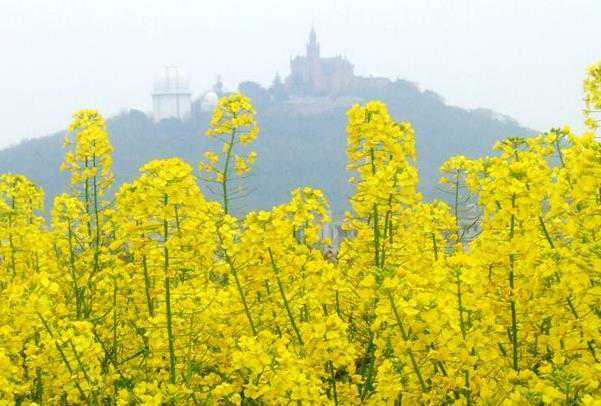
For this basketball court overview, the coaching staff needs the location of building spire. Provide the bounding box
[307,26,320,59]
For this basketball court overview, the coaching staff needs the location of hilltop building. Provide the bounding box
[285,28,354,96]
[152,66,192,121]
[199,76,225,112]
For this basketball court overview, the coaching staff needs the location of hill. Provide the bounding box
[0,77,533,217]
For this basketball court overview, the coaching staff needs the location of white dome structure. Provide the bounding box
[152,66,192,122]
[200,91,219,112]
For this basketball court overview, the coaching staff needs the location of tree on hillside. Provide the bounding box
[238,81,272,111]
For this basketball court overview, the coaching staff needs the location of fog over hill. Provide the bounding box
[0,75,532,217]
[0,30,535,216]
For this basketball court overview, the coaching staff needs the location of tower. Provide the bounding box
[152,66,192,122]
[306,27,320,60]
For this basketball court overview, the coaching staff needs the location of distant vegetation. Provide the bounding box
[0,76,532,216]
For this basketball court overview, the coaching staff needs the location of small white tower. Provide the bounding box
[152,66,192,121]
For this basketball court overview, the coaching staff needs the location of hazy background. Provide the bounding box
[1,0,600,148]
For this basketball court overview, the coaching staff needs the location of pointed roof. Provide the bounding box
[309,26,317,44]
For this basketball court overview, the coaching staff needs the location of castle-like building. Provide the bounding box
[285,28,354,96]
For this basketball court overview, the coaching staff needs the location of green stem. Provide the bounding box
[431,232,439,261]
[84,158,92,239]
[388,293,428,392]
[268,248,304,347]
[91,152,101,284]
[218,231,257,336]
[454,173,460,229]
[329,360,339,406]
[221,125,237,214]
[509,194,519,372]
[163,194,177,385]
[363,145,382,398]
[67,222,82,318]
[142,254,155,317]
[112,279,118,363]
[37,313,87,401]
[373,204,380,267]
[335,291,342,319]
[538,216,555,249]
[360,336,376,400]
[34,332,43,402]
[540,216,599,362]
[165,276,176,384]
[455,268,472,404]
[232,266,257,336]
[456,270,467,340]
[8,197,16,277]
[68,340,94,390]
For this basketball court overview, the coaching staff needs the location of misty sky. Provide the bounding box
[1,0,600,148]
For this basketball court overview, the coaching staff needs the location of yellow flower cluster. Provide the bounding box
[0,88,599,404]
[200,93,259,214]
[61,109,114,195]
[584,60,601,130]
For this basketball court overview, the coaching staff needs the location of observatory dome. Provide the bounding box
[201,91,219,112]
